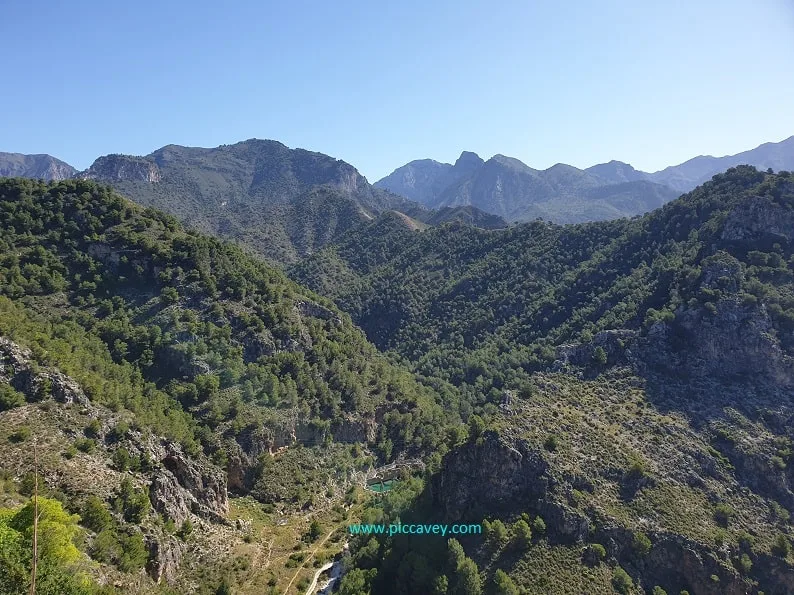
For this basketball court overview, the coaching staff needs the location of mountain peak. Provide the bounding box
[0,152,77,181]
[454,151,484,169]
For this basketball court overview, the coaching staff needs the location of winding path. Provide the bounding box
[282,529,336,595]
[303,561,334,595]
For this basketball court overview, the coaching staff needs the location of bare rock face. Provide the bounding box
[331,416,377,443]
[147,442,228,523]
[0,337,89,405]
[146,536,185,584]
[597,527,748,595]
[434,431,550,520]
[79,154,161,183]
[0,152,77,181]
[149,470,192,525]
[294,300,342,324]
[721,194,794,243]
[637,298,794,388]
[555,329,636,369]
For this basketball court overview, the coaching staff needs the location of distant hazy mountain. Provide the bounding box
[585,160,649,184]
[642,135,794,192]
[77,139,421,263]
[0,152,77,181]
[379,135,794,223]
[374,151,484,205]
[378,151,678,223]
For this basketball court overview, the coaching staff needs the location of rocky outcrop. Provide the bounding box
[555,329,636,370]
[331,417,377,443]
[596,527,747,595]
[0,337,89,405]
[146,536,185,584]
[144,441,228,523]
[721,193,794,244]
[79,154,161,183]
[434,431,551,520]
[636,298,794,388]
[295,300,341,324]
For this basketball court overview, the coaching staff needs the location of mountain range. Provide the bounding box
[2,135,792,260]
[375,135,794,223]
[0,151,77,181]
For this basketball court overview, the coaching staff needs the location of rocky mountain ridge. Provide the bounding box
[377,135,794,224]
[0,151,77,181]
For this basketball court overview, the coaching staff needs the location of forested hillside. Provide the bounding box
[77,140,422,264]
[326,168,794,594]
[0,178,450,593]
[295,166,794,406]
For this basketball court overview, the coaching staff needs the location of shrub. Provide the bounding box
[112,448,131,471]
[544,434,559,452]
[612,566,632,594]
[592,346,607,365]
[772,534,791,557]
[84,419,102,438]
[107,422,129,443]
[178,518,194,540]
[9,426,32,443]
[489,520,508,545]
[588,543,606,561]
[532,516,546,535]
[493,569,519,595]
[626,458,647,479]
[652,587,668,595]
[81,496,112,532]
[0,385,25,411]
[117,531,148,572]
[117,477,150,523]
[468,415,485,441]
[713,503,734,528]
[512,519,532,549]
[633,532,652,556]
[74,438,96,453]
[736,553,752,574]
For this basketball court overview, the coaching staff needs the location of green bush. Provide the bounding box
[117,477,150,523]
[0,384,25,411]
[8,426,31,443]
[588,543,606,561]
[592,346,607,365]
[118,531,148,572]
[74,437,96,453]
[633,532,652,556]
[736,553,752,574]
[512,519,532,549]
[84,419,102,438]
[493,569,519,595]
[713,503,734,528]
[772,534,791,557]
[612,566,632,594]
[112,447,131,471]
[532,515,546,535]
[81,496,112,532]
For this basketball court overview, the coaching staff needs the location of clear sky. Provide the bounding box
[2,0,794,181]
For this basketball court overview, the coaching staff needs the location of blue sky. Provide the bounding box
[2,0,794,181]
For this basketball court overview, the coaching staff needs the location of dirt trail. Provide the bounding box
[282,529,336,595]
